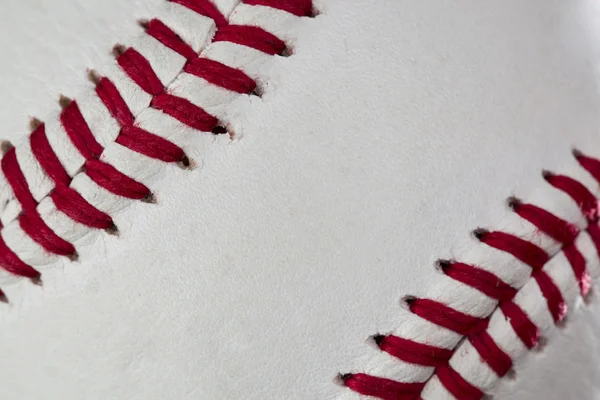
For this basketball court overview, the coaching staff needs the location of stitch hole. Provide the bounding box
[106,223,120,236]
[504,368,517,381]
[112,44,127,58]
[472,228,489,241]
[0,140,14,155]
[534,336,548,352]
[335,373,354,387]
[58,95,72,110]
[365,334,385,350]
[68,251,80,262]
[87,69,102,86]
[584,286,595,305]
[435,259,453,273]
[177,155,197,170]
[506,196,522,211]
[309,6,321,18]
[212,126,228,135]
[280,46,294,57]
[251,86,264,98]
[29,117,43,131]
[0,291,8,304]
[572,148,583,160]
[371,334,385,346]
[181,155,191,168]
[541,169,554,181]
[556,315,569,329]
[142,193,157,204]
[399,295,417,311]
[30,274,43,286]
[178,155,191,169]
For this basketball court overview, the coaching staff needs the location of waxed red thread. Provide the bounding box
[60,99,104,160]
[404,297,485,337]
[170,0,228,28]
[343,150,600,399]
[374,335,453,367]
[184,58,257,94]
[0,0,313,285]
[1,148,38,212]
[438,261,517,302]
[30,124,71,186]
[342,373,425,400]
[144,19,198,61]
[436,365,484,399]
[19,210,77,257]
[151,93,219,132]
[468,324,513,377]
[243,0,314,17]
[500,300,540,349]
[214,25,287,55]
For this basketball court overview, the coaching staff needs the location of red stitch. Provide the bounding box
[116,48,164,95]
[499,301,540,349]
[2,128,78,258]
[95,77,135,126]
[469,326,513,377]
[563,244,591,296]
[184,57,257,94]
[243,0,314,17]
[476,229,549,271]
[342,158,600,399]
[30,124,71,186]
[542,172,594,296]
[440,261,517,302]
[19,210,76,257]
[144,19,197,61]
[169,0,228,28]
[60,100,104,160]
[151,93,219,131]
[532,270,566,323]
[544,171,600,222]
[84,159,151,201]
[1,147,37,211]
[0,0,313,303]
[508,198,579,245]
[375,335,453,367]
[436,365,484,400]
[0,236,40,279]
[214,25,287,55]
[50,186,114,230]
[342,373,425,400]
[574,149,600,184]
[117,126,187,163]
[406,298,485,336]
[587,223,600,261]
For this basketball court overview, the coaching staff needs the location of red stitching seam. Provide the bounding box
[0,0,315,301]
[342,151,600,399]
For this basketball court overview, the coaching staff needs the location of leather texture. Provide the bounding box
[2,0,600,399]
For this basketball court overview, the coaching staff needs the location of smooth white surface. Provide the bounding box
[2,0,600,399]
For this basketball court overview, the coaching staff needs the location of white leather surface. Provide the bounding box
[2,0,600,399]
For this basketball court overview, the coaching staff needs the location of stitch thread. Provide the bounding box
[0,0,314,288]
[341,150,600,399]
[342,373,425,400]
